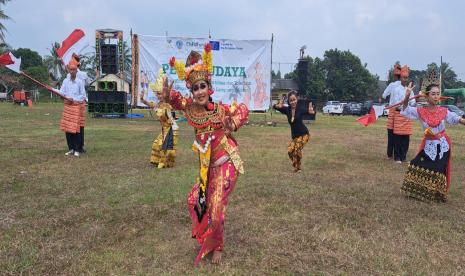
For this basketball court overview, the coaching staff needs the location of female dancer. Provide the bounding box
[273,91,315,172]
[400,82,465,201]
[167,44,249,265]
[140,70,178,168]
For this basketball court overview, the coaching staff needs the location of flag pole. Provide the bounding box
[440,56,443,92]
[20,71,70,101]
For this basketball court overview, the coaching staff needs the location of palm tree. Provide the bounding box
[79,50,97,80]
[122,40,131,74]
[0,41,10,54]
[0,0,12,43]
[43,42,66,81]
[426,62,460,90]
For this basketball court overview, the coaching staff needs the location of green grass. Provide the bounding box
[1,102,465,275]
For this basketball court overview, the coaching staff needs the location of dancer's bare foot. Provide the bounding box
[212,250,222,264]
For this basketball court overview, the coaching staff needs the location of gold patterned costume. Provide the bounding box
[169,43,249,266]
[148,102,178,168]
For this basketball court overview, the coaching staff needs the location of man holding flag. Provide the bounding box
[55,29,90,154]
[382,64,402,160]
[65,53,90,153]
[59,59,86,157]
[382,65,415,163]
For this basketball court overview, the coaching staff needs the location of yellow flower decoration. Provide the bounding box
[149,69,165,92]
[174,60,186,81]
[202,49,213,74]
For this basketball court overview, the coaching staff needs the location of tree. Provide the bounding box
[43,42,66,82]
[10,48,51,92]
[19,66,50,90]
[284,71,295,79]
[408,69,425,94]
[322,49,378,102]
[0,41,9,54]
[439,62,461,89]
[271,70,282,79]
[12,48,44,69]
[0,0,11,43]
[79,50,96,80]
[303,56,326,100]
[423,62,461,91]
[122,40,131,74]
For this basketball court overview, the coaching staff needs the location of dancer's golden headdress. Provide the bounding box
[421,68,440,94]
[169,43,213,90]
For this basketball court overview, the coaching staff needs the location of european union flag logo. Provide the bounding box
[209,41,220,51]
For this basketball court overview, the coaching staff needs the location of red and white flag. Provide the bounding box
[357,105,384,126]
[56,29,89,65]
[0,52,22,73]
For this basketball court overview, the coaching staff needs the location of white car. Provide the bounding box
[323,101,343,115]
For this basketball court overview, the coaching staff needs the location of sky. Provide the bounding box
[3,0,465,80]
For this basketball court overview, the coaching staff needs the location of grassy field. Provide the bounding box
[1,102,465,275]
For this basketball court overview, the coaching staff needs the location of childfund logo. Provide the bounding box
[162,64,247,78]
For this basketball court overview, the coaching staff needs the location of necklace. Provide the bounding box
[193,135,215,153]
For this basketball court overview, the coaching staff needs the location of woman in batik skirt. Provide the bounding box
[140,69,178,168]
[400,82,465,202]
[166,44,249,266]
[273,90,315,172]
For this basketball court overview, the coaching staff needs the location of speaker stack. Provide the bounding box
[100,44,118,74]
[90,29,128,117]
[88,81,128,117]
[296,59,310,95]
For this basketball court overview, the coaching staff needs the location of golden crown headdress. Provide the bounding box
[149,69,165,92]
[169,43,213,89]
[421,68,441,94]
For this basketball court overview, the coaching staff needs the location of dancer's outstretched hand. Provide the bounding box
[162,76,174,101]
[405,82,415,94]
[223,115,235,134]
[308,102,315,114]
[275,97,284,109]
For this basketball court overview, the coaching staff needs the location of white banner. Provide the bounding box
[137,35,272,111]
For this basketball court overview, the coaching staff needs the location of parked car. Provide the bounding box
[0,92,7,102]
[343,102,362,115]
[322,101,343,115]
[361,100,374,115]
[441,105,465,118]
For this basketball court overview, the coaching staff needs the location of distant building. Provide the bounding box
[271,79,298,103]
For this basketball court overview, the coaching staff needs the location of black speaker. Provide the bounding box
[297,99,316,121]
[101,44,118,74]
[97,81,117,91]
[88,92,128,115]
[296,59,309,94]
[88,91,127,103]
[106,91,127,102]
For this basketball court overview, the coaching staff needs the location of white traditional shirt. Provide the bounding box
[401,106,461,161]
[60,77,86,102]
[66,69,90,86]
[382,80,415,106]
